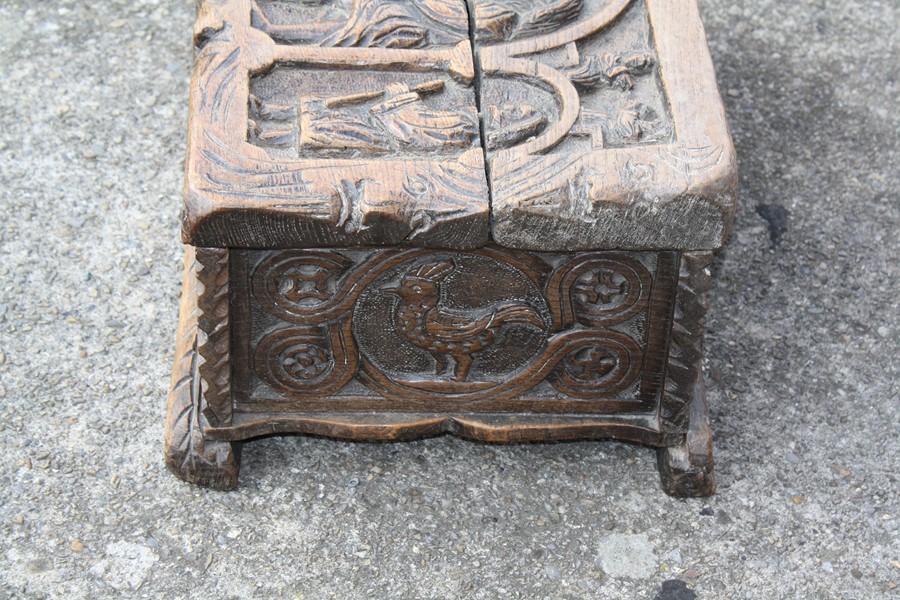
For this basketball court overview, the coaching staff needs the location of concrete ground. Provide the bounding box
[0,0,897,598]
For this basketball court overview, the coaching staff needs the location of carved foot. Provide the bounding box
[163,248,241,490]
[164,346,241,490]
[164,421,241,491]
[656,376,716,497]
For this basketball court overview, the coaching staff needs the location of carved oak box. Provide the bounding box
[165,0,737,497]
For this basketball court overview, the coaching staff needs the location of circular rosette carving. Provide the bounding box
[549,331,643,398]
[254,323,358,397]
[252,251,355,324]
[281,343,331,381]
[548,253,651,328]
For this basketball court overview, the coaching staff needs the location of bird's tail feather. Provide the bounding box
[493,303,545,329]
[411,259,455,282]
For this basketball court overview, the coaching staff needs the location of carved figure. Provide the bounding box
[381,260,545,381]
[251,79,478,154]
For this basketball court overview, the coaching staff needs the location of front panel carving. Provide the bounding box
[231,247,677,414]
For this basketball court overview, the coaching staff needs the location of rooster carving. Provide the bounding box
[381,260,546,381]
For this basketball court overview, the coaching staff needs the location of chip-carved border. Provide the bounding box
[659,251,711,432]
[195,247,232,426]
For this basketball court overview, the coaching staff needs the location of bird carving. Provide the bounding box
[381,260,545,381]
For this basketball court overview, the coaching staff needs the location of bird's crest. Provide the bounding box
[409,259,455,282]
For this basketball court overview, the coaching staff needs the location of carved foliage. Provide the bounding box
[476,0,673,154]
[481,0,738,252]
[187,0,734,252]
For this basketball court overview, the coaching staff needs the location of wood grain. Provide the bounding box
[184,0,489,249]
[163,247,241,490]
[474,0,738,250]
[167,0,735,496]
[183,0,736,251]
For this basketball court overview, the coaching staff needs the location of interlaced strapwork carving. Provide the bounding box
[239,248,671,411]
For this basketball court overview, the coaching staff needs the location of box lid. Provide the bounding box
[183,0,736,251]
[183,0,489,249]
[473,0,737,251]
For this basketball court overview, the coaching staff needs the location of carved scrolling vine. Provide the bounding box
[248,248,656,406]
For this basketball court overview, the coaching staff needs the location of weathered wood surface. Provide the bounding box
[474,0,738,250]
[169,0,734,497]
[184,0,488,248]
[657,375,716,496]
[184,0,736,251]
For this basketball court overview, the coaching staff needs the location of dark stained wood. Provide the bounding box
[232,247,666,414]
[205,412,683,446]
[657,375,716,497]
[195,247,231,426]
[165,0,734,497]
[659,251,713,431]
[164,247,241,490]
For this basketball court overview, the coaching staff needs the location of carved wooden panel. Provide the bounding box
[170,0,732,496]
[471,0,738,250]
[184,0,737,252]
[228,247,680,418]
[184,0,488,248]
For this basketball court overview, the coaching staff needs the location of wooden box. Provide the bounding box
[165,0,737,497]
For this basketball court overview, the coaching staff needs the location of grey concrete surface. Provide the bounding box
[0,0,897,598]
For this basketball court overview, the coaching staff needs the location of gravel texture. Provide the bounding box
[0,0,898,598]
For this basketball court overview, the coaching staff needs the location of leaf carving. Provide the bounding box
[322,0,430,49]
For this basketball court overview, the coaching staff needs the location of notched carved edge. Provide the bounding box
[164,246,240,490]
[659,252,711,432]
[196,247,232,426]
